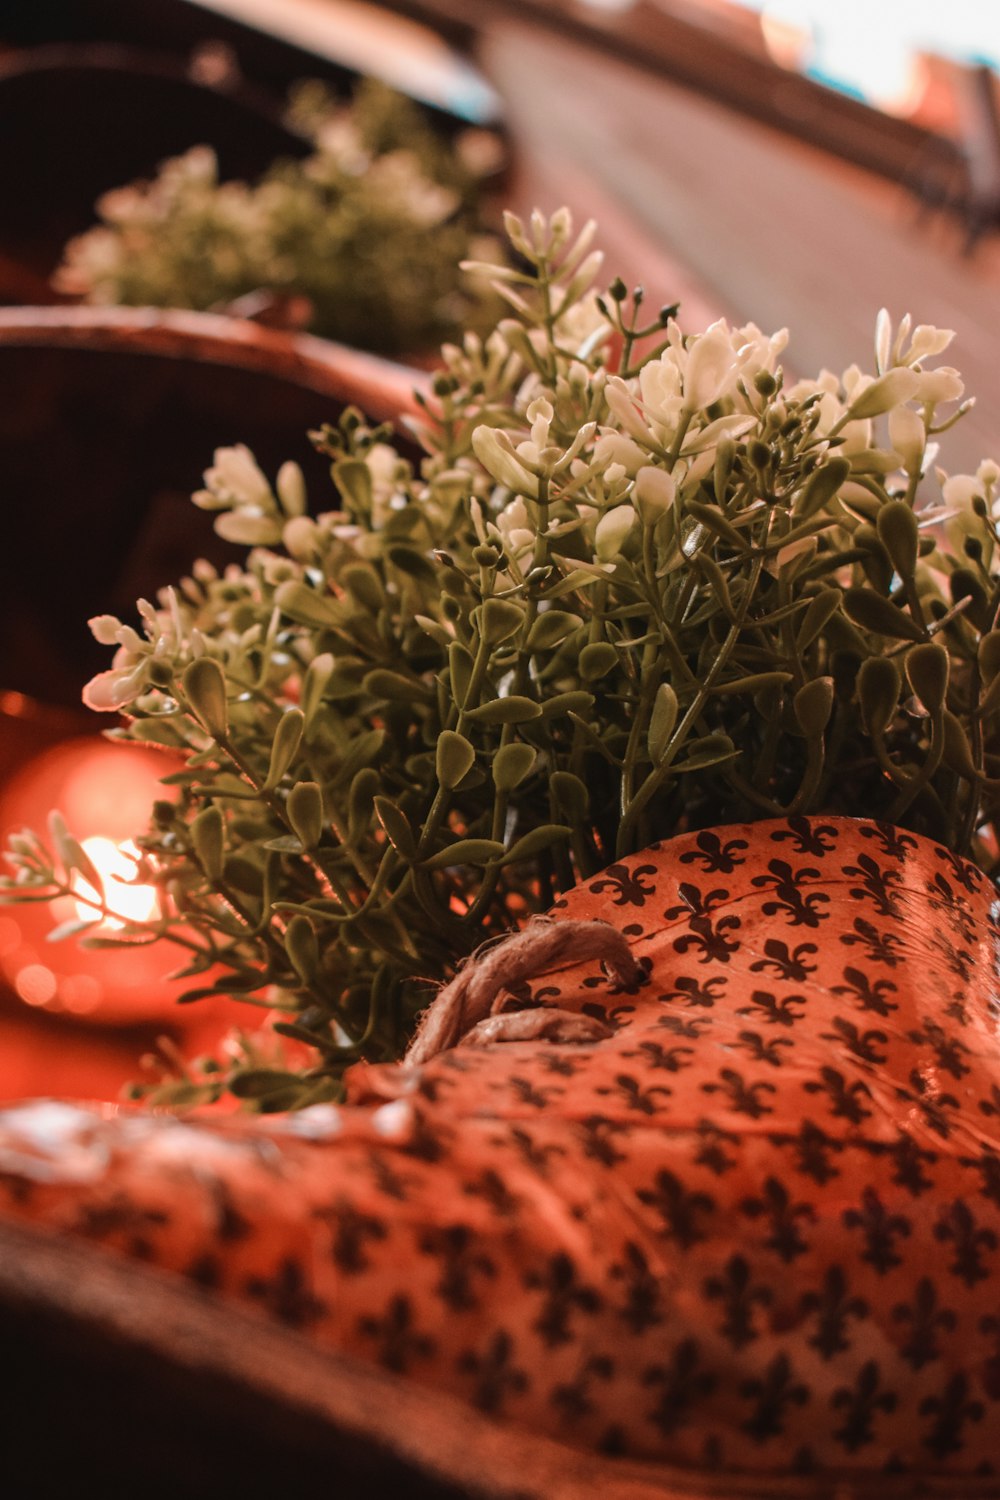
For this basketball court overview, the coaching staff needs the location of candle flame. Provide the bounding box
[71,837,160,930]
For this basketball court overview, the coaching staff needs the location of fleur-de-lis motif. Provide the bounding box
[739,1353,810,1442]
[840,916,904,968]
[783,1120,843,1184]
[735,1029,794,1068]
[701,1068,777,1119]
[832,965,898,1017]
[919,1373,985,1459]
[740,1176,815,1261]
[749,938,819,983]
[663,882,730,923]
[419,1223,498,1311]
[246,1256,327,1328]
[926,872,977,943]
[891,1277,957,1369]
[508,1075,564,1109]
[637,1168,716,1247]
[841,853,904,918]
[906,1020,971,1080]
[659,974,728,1008]
[694,1118,741,1175]
[596,1072,674,1115]
[802,1066,873,1124]
[357,1293,437,1371]
[551,1354,614,1423]
[642,1339,717,1436]
[314,1196,387,1274]
[457,1331,529,1414]
[933,844,982,895]
[620,1039,696,1072]
[842,1188,912,1274]
[933,1200,999,1287]
[524,1251,602,1346]
[831,1360,898,1452]
[672,913,742,964]
[751,860,831,928]
[737,988,806,1028]
[679,829,749,872]
[703,1253,773,1348]
[859,820,917,861]
[578,1113,629,1167]
[656,1011,712,1040]
[770,815,838,855]
[821,1016,889,1066]
[882,1131,937,1197]
[610,1242,664,1334]
[799,1265,868,1360]
[588,862,658,906]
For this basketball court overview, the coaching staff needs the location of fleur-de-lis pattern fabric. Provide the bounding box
[2,816,1000,1480]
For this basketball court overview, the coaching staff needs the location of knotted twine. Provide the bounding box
[405,917,642,1066]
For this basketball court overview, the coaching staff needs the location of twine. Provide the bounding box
[405,918,642,1066]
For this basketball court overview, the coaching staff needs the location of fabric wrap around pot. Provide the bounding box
[1,815,1000,1483]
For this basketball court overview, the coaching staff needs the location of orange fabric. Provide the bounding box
[1,816,999,1478]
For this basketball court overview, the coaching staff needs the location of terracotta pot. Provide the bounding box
[1,816,999,1495]
[0,304,421,706]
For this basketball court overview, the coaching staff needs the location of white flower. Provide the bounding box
[471,425,539,498]
[681,322,742,410]
[888,405,926,475]
[594,433,648,476]
[912,367,964,405]
[201,444,273,510]
[595,504,637,562]
[633,465,675,521]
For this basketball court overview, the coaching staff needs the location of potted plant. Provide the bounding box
[51,77,504,356]
[1,209,999,1490]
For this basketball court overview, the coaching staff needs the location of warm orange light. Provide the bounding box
[70,836,161,930]
[0,738,192,1025]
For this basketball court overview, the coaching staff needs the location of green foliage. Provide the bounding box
[54,78,502,354]
[7,208,1000,1107]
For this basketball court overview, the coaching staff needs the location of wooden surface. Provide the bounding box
[479,15,1000,481]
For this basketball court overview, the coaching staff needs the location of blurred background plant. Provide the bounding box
[5,207,999,1110]
[54,77,504,355]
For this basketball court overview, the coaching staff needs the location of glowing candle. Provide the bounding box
[0,737,197,1024]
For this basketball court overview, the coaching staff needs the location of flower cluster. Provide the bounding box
[54,79,502,354]
[6,208,998,1109]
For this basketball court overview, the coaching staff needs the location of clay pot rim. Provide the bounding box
[0,304,427,428]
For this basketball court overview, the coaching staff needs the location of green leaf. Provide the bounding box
[332,458,373,514]
[182,657,228,738]
[942,710,978,778]
[348,767,380,841]
[675,733,737,771]
[578,641,619,680]
[710,671,792,696]
[374,796,417,859]
[436,730,476,790]
[477,597,524,646]
[843,588,926,642]
[648,682,679,763]
[302,653,334,729]
[287,781,324,849]
[794,456,851,518]
[464,695,543,726]
[363,669,432,704]
[264,708,305,790]
[876,500,919,580]
[448,641,475,708]
[526,610,582,652]
[191,805,225,880]
[387,545,437,582]
[793,677,834,737]
[274,580,340,630]
[342,562,384,612]
[685,501,747,551]
[230,1068,302,1100]
[539,690,594,719]
[905,642,949,714]
[549,770,589,821]
[423,838,505,870]
[499,824,571,866]
[285,913,319,986]
[492,742,536,791]
[794,588,842,653]
[857,656,900,735]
